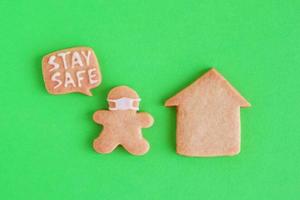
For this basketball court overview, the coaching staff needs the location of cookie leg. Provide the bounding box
[93,133,119,154]
[122,138,150,156]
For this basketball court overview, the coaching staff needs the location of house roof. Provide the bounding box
[165,68,251,107]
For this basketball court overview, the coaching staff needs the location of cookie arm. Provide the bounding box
[137,112,154,128]
[93,110,110,125]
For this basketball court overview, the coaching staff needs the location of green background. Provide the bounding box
[0,0,299,199]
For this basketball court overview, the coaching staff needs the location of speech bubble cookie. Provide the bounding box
[42,47,101,96]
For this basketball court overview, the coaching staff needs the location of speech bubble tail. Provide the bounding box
[81,90,93,96]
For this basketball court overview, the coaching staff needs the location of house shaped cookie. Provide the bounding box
[165,68,250,157]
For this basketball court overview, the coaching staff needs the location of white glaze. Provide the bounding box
[51,72,62,89]
[108,98,141,111]
[48,55,59,72]
[88,68,98,84]
[71,51,84,67]
[81,50,91,66]
[76,70,85,87]
[57,51,70,69]
[64,72,76,87]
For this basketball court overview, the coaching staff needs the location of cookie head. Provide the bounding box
[107,86,140,111]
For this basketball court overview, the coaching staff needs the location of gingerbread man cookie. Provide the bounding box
[93,86,154,155]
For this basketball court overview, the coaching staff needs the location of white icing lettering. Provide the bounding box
[76,70,85,87]
[71,51,84,67]
[51,72,62,89]
[81,50,91,66]
[88,68,98,84]
[48,55,60,72]
[64,72,76,87]
[57,51,71,69]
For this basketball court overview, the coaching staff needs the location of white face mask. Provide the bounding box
[108,97,141,111]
